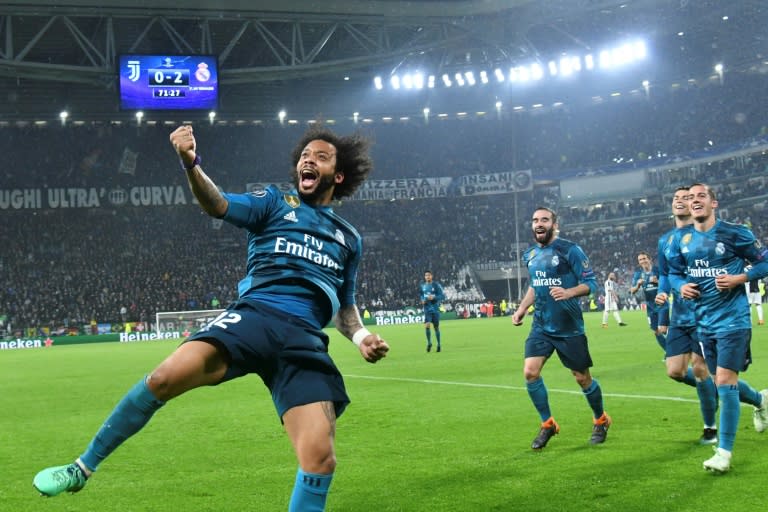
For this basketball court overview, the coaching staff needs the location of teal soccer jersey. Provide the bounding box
[667,220,768,334]
[522,238,597,337]
[222,184,363,328]
[658,227,696,328]
[420,281,445,315]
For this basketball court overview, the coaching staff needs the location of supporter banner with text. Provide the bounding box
[1,171,533,210]
[0,185,191,210]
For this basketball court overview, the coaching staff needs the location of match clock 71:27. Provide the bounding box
[148,68,190,87]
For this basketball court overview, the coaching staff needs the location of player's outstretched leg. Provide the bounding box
[32,377,165,497]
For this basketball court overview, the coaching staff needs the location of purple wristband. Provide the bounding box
[181,154,201,171]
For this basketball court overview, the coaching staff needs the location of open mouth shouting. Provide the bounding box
[299,168,318,190]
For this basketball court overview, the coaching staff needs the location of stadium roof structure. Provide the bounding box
[0,0,765,122]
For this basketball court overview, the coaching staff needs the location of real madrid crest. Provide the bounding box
[284,194,300,208]
[682,233,692,245]
[715,242,725,255]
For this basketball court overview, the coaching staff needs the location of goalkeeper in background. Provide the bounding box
[420,270,445,352]
[33,124,390,511]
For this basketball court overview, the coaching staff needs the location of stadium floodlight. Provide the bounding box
[518,66,531,82]
[479,71,489,84]
[427,75,436,88]
[59,110,68,126]
[584,54,595,70]
[390,75,401,90]
[208,111,216,124]
[278,110,286,122]
[374,76,383,90]
[548,60,558,76]
[413,73,425,89]
[454,72,465,86]
[530,63,544,80]
[494,68,505,82]
[632,40,648,60]
[402,74,413,89]
[599,49,613,69]
[441,74,452,87]
[353,111,359,123]
[464,71,476,86]
[559,57,573,76]
[508,67,519,82]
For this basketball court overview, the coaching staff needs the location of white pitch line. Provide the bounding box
[346,374,702,403]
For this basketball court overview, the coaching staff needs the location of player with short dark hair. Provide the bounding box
[630,251,669,351]
[420,270,445,352]
[511,207,610,450]
[33,124,390,510]
[657,186,719,444]
[667,183,768,473]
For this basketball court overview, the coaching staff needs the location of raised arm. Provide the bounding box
[169,125,228,218]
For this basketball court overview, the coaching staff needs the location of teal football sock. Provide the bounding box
[717,385,739,452]
[526,377,551,421]
[80,377,165,471]
[737,379,762,406]
[289,468,333,512]
[582,378,605,419]
[696,376,717,427]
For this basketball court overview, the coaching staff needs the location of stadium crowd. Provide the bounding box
[2,72,768,336]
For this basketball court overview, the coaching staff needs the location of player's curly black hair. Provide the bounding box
[289,126,374,200]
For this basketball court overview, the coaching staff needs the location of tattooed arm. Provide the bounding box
[334,304,389,363]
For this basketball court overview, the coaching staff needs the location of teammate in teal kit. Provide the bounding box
[666,183,768,473]
[656,186,719,444]
[33,124,390,510]
[511,207,611,450]
[630,251,669,351]
[420,270,445,352]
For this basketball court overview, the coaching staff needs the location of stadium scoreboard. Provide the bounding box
[119,54,219,110]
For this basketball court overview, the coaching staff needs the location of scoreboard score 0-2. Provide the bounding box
[119,55,218,111]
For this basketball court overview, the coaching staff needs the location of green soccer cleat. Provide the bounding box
[33,463,88,497]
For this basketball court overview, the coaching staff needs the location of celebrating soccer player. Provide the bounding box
[33,124,390,510]
[666,182,768,473]
[511,207,611,450]
[630,251,669,351]
[656,186,719,444]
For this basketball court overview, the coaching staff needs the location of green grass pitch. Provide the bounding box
[3,309,768,511]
